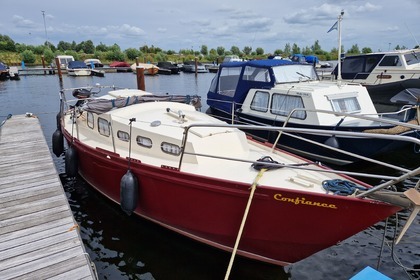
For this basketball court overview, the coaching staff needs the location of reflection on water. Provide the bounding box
[0,73,419,279]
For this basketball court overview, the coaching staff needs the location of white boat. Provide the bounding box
[56,55,75,69]
[130,63,159,75]
[331,48,420,111]
[67,60,91,76]
[84,58,103,68]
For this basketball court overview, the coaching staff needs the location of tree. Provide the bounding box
[255,47,264,55]
[125,48,140,60]
[230,46,240,55]
[242,46,252,55]
[21,50,36,63]
[283,43,291,56]
[57,41,72,51]
[83,40,95,54]
[200,45,208,56]
[347,44,360,54]
[43,48,54,63]
[216,46,225,56]
[361,47,372,54]
[273,49,283,56]
[0,34,16,52]
[311,40,322,54]
[96,42,108,52]
[292,43,300,54]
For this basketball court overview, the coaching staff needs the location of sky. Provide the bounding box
[2,0,419,54]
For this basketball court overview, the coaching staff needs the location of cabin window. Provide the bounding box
[342,57,364,73]
[136,136,153,148]
[379,55,401,67]
[98,118,110,136]
[216,67,242,97]
[404,52,420,65]
[330,97,361,113]
[271,94,306,119]
[161,142,181,156]
[87,112,94,129]
[250,91,269,112]
[243,66,271,82]
[117,131,129,142]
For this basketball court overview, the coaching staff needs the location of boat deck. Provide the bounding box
[0,115,97,279]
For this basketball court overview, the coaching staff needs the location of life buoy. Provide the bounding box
[52,128,64,157]
[65,146,78,177]
[120,170,139,215]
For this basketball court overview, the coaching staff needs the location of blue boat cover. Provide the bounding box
[207,59,294,114]
[68,60,88,69]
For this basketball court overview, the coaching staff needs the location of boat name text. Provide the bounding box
[274,194,337,209]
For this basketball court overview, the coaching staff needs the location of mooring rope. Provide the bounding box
[322,179,368,196]
[224,168,267,280]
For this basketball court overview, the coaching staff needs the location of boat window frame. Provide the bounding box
[378,55,401,67]
[87,112,94,129]
[136,136,153,148]
[326,93,361,113]
[270,93,306,120]
[117,130,129,142]
[97,117,110,137]
[250,90,270,112]
[161,142,181,156]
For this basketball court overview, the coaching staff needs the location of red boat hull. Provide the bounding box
[65,135,401,265]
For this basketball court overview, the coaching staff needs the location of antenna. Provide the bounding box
[404,22,419,47]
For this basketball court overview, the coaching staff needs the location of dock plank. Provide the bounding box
[0,115,96,279]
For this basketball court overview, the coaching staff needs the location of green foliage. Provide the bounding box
[216,46,225,56]
[21,50,36,63]
[200,45,208,56]
[0,34,16,52]
[242,46,252,55]
[105,50,125,61]
[125,48,140,60]
[255,47,264,55]
[43,48,54,63]
[230,46,240,55]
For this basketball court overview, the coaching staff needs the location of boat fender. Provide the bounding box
[56,112,61,129]
[120,170,139,215]
[52,128,64,157]
[65,146,78,177]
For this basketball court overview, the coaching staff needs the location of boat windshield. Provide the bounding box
[273,64,317,83]
[404,50,420,65]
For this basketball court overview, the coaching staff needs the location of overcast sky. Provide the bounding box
[2,0,419,54]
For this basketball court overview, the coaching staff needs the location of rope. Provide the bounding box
[322,179,367,196]
[0,114,12,128]
[224,168,267,280]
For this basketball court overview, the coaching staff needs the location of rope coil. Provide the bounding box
[322,179,367,196]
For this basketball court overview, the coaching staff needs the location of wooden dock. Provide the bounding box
[0,115,97,279]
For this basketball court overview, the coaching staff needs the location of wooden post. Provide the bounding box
[194,57,198,76]
[55,57,62,81]
[136,67,145,91]
[41,55,46,75]
[135,57,139,67]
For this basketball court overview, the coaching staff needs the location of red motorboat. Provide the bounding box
[53,86,420,268]
[109,61,132,72]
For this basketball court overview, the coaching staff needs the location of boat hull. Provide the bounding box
[63,131,400,265]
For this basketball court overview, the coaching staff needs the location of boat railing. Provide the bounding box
[178,122,420,180]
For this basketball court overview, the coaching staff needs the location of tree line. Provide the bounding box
[0,34,413,65]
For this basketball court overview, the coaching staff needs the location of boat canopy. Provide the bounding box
[68,60,89,69]
[207,59,317,114]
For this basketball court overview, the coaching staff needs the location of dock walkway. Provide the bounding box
[0,115,97,279]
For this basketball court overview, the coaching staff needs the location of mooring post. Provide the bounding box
[55,57,62,81]
[194,57,198,76]
[136,67,145,91]
[41,55,46,75]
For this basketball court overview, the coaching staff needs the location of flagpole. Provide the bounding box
[337,10,344,81]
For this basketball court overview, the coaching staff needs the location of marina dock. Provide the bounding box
[0,115,97,279]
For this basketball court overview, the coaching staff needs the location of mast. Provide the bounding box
[337,10,344,81]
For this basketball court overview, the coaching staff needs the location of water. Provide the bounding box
[0,73,419,280]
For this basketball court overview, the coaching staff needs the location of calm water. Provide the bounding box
[0,72,419,280]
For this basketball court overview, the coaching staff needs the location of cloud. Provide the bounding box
[12,15,35,28]
[354,2,381,12]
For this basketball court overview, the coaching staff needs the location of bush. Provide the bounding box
[21,50,36,63]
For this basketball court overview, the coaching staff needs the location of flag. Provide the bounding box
[327,21,338,33]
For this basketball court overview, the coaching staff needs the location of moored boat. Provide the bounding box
[206,59,420,166]
[130,63,159,75]
[67,60,91,76]
[53,85,420,267]
[331,48,420,112]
